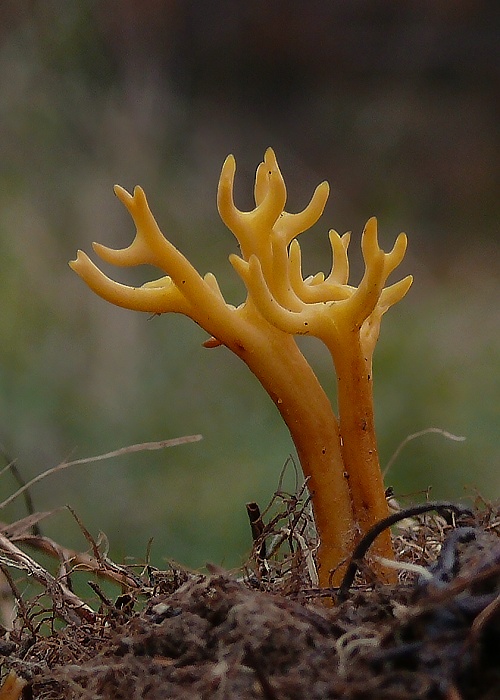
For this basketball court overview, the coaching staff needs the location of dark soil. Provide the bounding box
[0,498,499,700]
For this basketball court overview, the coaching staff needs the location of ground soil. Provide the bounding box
[0,497,499,699]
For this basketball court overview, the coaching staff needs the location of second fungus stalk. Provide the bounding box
[70,149,412,587]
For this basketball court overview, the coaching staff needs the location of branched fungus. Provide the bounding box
[70,149,412,586]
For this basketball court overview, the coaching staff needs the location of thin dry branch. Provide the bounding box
[17,532,140,590]
[383,428,466,477]
[0,435,202,511]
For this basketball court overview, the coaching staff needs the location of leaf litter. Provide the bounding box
[0,444,498,699]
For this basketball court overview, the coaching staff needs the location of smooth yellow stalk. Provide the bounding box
[227,324,355,586]
[333,334,393,570]
[70,149,412,587]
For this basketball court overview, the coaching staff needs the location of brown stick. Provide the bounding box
[246,502,266,560]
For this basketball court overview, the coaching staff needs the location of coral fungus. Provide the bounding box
[71,149,412,586]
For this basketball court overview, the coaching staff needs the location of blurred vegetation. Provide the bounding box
[0,2,498,571]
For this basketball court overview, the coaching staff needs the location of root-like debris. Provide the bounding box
[0,490,498,699]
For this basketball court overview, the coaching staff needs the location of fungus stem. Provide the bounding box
[332,336,395,579]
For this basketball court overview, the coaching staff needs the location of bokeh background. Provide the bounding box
[0,2,498,571]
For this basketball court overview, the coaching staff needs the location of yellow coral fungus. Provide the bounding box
[70,149,412,587]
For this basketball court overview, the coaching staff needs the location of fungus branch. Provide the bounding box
[70,148,412,587]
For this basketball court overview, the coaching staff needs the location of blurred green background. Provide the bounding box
[0,2,498,572]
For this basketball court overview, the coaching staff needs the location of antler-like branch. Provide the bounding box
[230,214,412,360]
[70,185,236,332]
